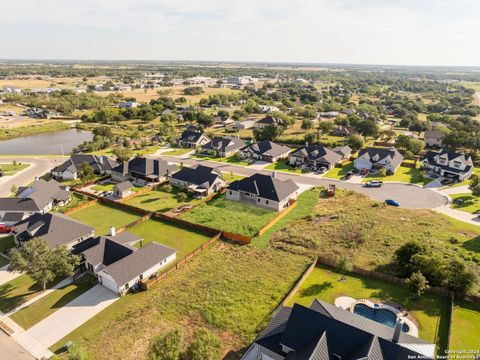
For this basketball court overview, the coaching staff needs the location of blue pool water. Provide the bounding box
[353,304,410,332]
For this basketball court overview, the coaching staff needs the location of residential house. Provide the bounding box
[52,155,118,181]
[233,120,255,130]
[176,130,211,149]
[111,157,176,184]
[113,181,134,198]
[255,115,284,129]
[239,141,291,163]
[422,149,474,181]
[22,107,59,119]
[200,136,245,157]
[333,125,356,137]
[13,213,94,249]
[241,300,435,360]
[289,145,343,170]
[332,145,353,159]
[424,130,445,148]
[354,147,404,174]
[318,111,339,118]
[213,116,235,127]
[0,179,72,224]
[78,229,176,296]
[117,101,139,108]
[227,173,299,211]
[169,165,226,196]
[258,105,280,113]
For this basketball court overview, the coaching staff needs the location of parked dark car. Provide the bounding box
[365,180,383,188]
[385,199,400,207]
[441,178,455,186]
[343,171,353,180]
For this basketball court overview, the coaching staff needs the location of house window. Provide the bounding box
[453,161,461,168]
[229,190,232,195]
[439,158,446,164]
[124,283,129,290]
[257,198,260,202]
[266,200,269,205]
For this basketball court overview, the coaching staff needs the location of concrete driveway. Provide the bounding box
[157,155,448,209]
[0,156,63,197]
[14,285,118,359]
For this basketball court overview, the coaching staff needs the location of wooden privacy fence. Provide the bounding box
[62,198,98,215]
[257,201,297,237]
[142,232,222,290]
[282,258,318,306]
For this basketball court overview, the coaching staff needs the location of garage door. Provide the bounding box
[99,275,119,294]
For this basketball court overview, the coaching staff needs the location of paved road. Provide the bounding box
[158,155,448,209]
[0,157,63,197]
[0,332,34,360]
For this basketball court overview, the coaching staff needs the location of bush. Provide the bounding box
[182,328,222,360]
[406,271,428,298]
[68,345,91,360]
[176,192,188,203]
[148,329,182,360]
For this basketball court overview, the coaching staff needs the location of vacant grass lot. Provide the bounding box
[265,161,307,174]
[0,274,60,314]
[450,193,479,214]
[0,235,15,253]
[362,165,432,185]
[179,195,278,237]
[124,187,203,213]
[50,245,310,359]
[287,265,449,352]
[128,219,211,260]
[67,203,142,235]
[0,163,29,175]
[450,300,480,351]
[10,277,96,329]
[190,154,250,166]
[162,148,192,156]
[270,190,480,295]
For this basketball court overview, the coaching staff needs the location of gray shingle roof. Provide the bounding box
[14,213,94,248]
[171,165,224,188]
[201,136,245,154]
[357,147,404,169]
[101,242,176,286]
[112,158,176,178]
[241,141,291,158]
[291,146,343,165]
[228,173,299,202]
[178,130,208,143]
[53,155,118,173]
[114,181,133,192]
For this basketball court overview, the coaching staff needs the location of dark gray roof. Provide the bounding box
[178,130,208,143]
[332,145,352,157]
[102,242,176,286]
[14,213,94,248]
[357,147,404,169]
[201,136,245,154]
[241,141,291,158]
[257,116,283,126]
[291,146,343,165]
[114,181,133,192]
[112,157,176,178]
[1,212,25,222]
[53,155,118,173]
[0,198,40,212]
[228,173,299,202]
[14,179,71,211]
[255,300,434,360]
[171,165,224,188]
[83,237,135,266]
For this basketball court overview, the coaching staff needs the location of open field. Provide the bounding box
[129,219,212,260]
[0,163,29,175]
[124,187,203,213]
[287,265,449,352]
[50,244,310,359]
[269,190,480,294]
[0,122,72,140]
[450,300,480,351]
[179,195,278,237]
[450,193,480,214]
[10,276,96,330]
[0,236,15,253]
[0,274,60,314]
[66,203,142,235]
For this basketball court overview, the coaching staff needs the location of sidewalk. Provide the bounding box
[434,205,480,227]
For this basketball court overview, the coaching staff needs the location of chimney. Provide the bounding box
[109,226,116,237]
[392,318,403,343]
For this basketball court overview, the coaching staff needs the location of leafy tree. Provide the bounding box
[301,119,313,132]
[148,329,182,360]
[176,192,188,203]
[347,134,364,150]
[10,184,18,195]
[253,124,284,141]
[378,168,387,177]
[394,241,426,277]
[442,259,475,294]
[78,162,95,183]
[468,175,480,197]
[336,254,353,280]
[304,132,319,145]
[318,121,334,134]
[406,271,428,298]
[407,138,424,155]
[113,147,132,163]
[183,328,222,360]
[9,238,80,290]
[183,86,204,96]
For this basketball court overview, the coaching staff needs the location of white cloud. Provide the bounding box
[1,0,480,65]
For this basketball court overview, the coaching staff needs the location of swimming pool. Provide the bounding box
[353,304,410,332]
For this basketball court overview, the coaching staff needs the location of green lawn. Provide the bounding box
[124,187,203,213]
[67,203,142,235]
[324,162,353,179]
[265,161,307,174]
[0,163,30,175]
[190,154,250,166]
[55,193,93,213]
[287,265,449,352]
[129,219,212,260]
[362,165,433,185]
[162,148,192,156]
[179,195,278,237]
[221,173,245,183]
[10,276,96,329]
[0,235,15,253]
[450,300,480,351]
[450,193,480,214]
[0,255,9,268]
[91,183,115,192]
[49,245,310,359]
[0,274,59,314]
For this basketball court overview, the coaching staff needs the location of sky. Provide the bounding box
[1,0,480,66]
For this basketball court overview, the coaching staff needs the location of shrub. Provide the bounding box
[148,329,182,360]
[182,328,222,360]
[68,345,91,360]
[406,271,429,298]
